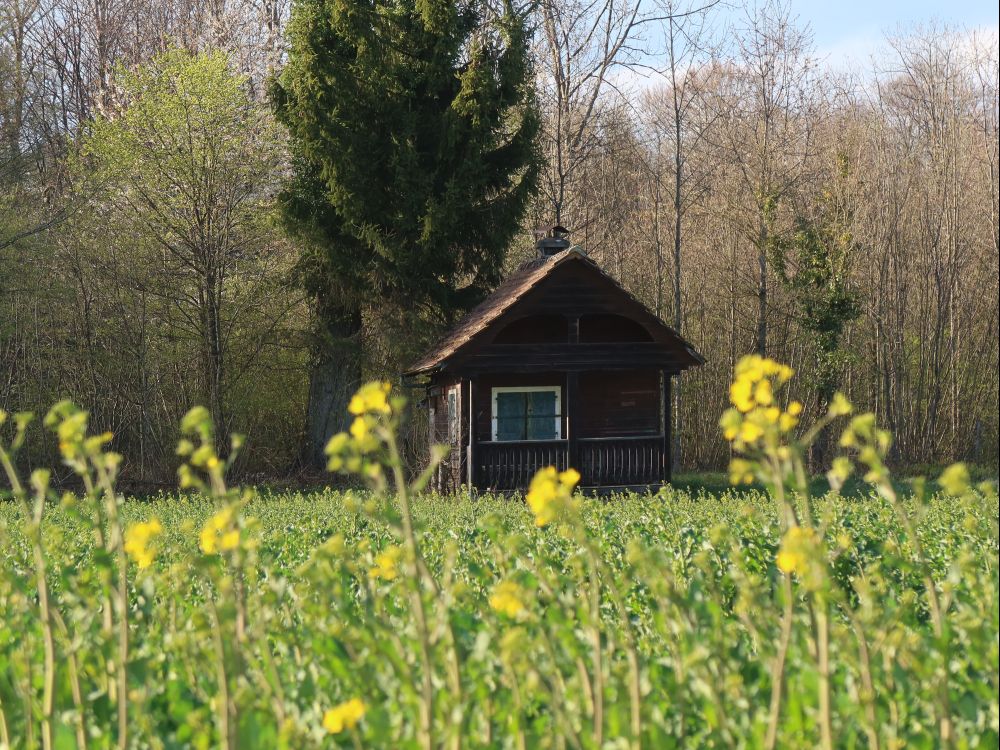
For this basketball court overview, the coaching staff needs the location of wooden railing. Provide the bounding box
[476,440,568,491]
[475,435,664,490]
[578,436,664,487]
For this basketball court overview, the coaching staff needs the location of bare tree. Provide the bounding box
[534,0,662,227]
[709,0,820,357]
[642,0,717,467]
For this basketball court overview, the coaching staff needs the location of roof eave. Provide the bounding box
[404,247,708,378]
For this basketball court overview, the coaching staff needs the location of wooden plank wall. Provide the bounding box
[428,378,463,492]
[464,370,660,443]
[447,262,693,373]
[578,370,659,438]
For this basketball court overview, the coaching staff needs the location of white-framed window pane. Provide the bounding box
[495,391,526,441]
[492,387,560,441]
[526,391,557,440]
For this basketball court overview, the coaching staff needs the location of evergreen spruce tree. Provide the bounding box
[272,0,539,465]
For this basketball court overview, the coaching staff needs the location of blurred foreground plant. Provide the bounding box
[0,367,997,749]
[720,354,996,750]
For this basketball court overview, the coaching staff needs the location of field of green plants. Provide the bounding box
[2,362,998,749]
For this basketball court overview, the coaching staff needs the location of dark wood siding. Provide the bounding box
[460,370,659,442]
[428,377,463,492]
[450,343,686,373]
[578,370,659,438]
[493,314,569,344]
[579,313,652,343]
[446,263,691,375]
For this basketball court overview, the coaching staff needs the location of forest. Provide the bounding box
[2,0,998,482]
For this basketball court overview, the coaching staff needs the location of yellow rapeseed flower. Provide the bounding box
[348,382,392,416]
[490,580,527,618]
[828,392,853,417]
[219,529,240,551]
[326,432,350,455]
[778,412,798,432]
[754,379,773,405]
[729,379,754,412]
[776,550,801,574]
[738,421,764,442]
[199,527,217,554]
[325,432,354,471]
[776,526,819,576]
[728,459,754,485]
[938,463,970,497]
[526,467,558,526]
[526,466,580,527]
[734,354,793,384]
[559,468,581,487]
[369,545,401,580]
[734,355,765,382]
[349,416,371,440]
[728,356,795,415]
[719,408,742,440]
[199,507,233,555]
[124,518,163,569]
[722,358,806,446]
[323,698,366,733]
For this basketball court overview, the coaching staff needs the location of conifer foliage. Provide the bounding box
[272,0,540,317]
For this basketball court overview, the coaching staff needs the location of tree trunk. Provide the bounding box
[811,347,837,471]
[756,218,768,357]
[672,135,683,471]
[305,298,362,468]
[201,270,226,442]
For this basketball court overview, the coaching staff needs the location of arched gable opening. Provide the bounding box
[578,313,653,343]
[492,314,569,344]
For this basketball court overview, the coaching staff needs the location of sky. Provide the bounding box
[745,0,999,68]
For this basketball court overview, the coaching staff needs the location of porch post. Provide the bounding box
[467,377,477,489]
[567,318,581,476]
[566,371,580,473]
[661,371,672,484]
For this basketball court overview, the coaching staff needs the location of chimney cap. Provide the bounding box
[535,223,571,257]
[534,223,570,241]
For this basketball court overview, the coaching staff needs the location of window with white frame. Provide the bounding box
[491,386,561,441]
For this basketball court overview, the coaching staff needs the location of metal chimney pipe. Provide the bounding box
[534,223,571,257]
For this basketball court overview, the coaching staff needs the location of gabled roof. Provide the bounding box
[405,248,704,377]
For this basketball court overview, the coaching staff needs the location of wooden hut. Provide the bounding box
[404,227,704,492]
